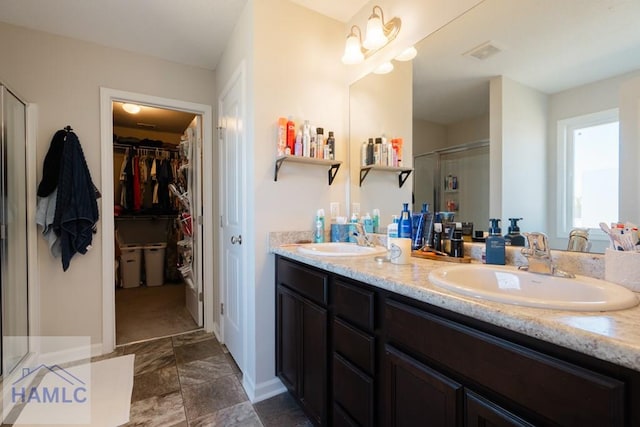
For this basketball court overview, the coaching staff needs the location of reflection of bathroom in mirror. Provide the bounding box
[349,0,640,252]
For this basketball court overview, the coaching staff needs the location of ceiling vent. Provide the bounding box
[463,41,502,61]
[136,122,157,129]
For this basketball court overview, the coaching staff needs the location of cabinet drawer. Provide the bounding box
[333,354,374,427]
[334,318,375,376]
[334,279,375,331]
[276,257,328,306]
[333,403,359,427]
[385,299,625,426]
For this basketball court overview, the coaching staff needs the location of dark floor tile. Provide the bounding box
[122,338,175,375]
[177,353,234,386]
[174,338,223,365]
[254,392,313,427]
[172,329,215,347]
[189,401,263,427]
[125,390,186,426]
[181,374,248,421]
[131,364,180,402]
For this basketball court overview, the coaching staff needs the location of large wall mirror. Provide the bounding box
[350,0,640,252]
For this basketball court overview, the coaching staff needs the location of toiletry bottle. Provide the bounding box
[350,212,359,223]
[363,212,373,234]
[294,130,302,156]
[450,230,464,258]
[309,125,316,158]
[361,141,368,166]
[286,116,296,155]
[485,219,506,265]
[277,117,287,156]
[374,137,382,165]
[302,120,311,157]
[399,203,412,239]
[381,135,388,166]
[372,208,380,234]
[504,217,525,246]
[412,208,425,250]
[316,128,324,159]
[387,216,399,250]
[314,209,325,243]
[433,222,443,252]
[327,131,335,160]
[367,138,374,165]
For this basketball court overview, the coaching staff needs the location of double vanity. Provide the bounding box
[271,237,640,426]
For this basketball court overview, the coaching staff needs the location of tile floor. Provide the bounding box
[113,330,312,426]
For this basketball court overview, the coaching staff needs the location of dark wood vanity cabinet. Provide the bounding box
[276,257,329,425]
[275,256,639,426]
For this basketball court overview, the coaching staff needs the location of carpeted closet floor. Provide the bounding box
[116,283,199,345]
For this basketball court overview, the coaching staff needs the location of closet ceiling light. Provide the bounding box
[122,103,141,114]
[341,5,401,65]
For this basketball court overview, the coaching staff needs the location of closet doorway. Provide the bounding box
[113,102,203,344]
[100,88,214,352]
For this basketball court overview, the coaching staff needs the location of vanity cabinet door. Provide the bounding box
[276,256,329,425]
[384,345,463,427]
[465,391,535,427]
[276,284,299,393]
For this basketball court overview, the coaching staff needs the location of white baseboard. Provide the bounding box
[242,375,287,403]
[212,322,222,342]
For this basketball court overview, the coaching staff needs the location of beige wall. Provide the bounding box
[0,22,215,345]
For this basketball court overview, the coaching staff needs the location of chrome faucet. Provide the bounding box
[351,223,375,247]
[520,232,575,278]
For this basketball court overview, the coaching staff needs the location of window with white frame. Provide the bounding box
[557,109,619,237]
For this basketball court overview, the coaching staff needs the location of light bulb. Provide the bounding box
[342,33,364,64]
[122,103,141,114]
[363,13,387,50]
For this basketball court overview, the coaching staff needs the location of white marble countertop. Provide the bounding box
[270,240,640,372]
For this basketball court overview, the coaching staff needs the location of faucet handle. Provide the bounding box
[522,232,551,257]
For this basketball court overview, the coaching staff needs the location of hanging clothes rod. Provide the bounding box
[113,143,178,153]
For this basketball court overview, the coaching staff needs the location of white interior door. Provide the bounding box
[219,69,245,367]
[185,117,204,326]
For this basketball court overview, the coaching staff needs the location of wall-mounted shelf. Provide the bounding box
[274,155,342,185]
[359,165,413,188]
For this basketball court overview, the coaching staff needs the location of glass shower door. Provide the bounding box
[1,85,29,377]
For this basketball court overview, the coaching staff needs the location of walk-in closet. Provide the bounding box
[112,101,204,345]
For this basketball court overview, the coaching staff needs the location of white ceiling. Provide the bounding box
[0,0,248,70]
[412,0,640,124]
[288,0,369,23]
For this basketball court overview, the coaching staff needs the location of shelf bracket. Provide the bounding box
[359,167,372,187]
[398,170,412,188]
[274,157,286,182]
[328,163,341,185]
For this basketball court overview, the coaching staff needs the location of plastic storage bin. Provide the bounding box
[144,243,167,286]
[120,244,143,288]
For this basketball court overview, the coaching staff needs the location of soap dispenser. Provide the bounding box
[504,218,525,246]
[485,219,506,265]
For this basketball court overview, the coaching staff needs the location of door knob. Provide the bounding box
[231,235,242,245]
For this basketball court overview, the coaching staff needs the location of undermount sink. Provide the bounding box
[297,242,387,257]
[428,264,639,311]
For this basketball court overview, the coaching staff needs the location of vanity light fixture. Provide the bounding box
[341,5,402,65]
[122,103,141,114]
[373,61,394,75]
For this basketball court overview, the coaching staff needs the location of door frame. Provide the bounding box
[217,61,248,372]
[99,87,214,354]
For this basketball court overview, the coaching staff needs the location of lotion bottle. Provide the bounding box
[485,219,506,265]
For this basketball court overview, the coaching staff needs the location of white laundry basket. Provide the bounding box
[144,243,167,286]
[119,244,143,288]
